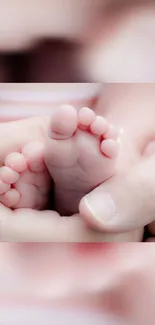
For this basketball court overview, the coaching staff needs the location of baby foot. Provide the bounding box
[45,105,119,215]
[0,141,52,210]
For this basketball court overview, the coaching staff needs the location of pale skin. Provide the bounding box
[1,85,155,241]
[0,106,119,211]
[80,84,155,236]
[0,106,139,242]
[0,2,155,324]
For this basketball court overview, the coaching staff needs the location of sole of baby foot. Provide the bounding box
[45,105,119,215]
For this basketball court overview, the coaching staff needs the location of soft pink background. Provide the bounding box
[0,84,100,121]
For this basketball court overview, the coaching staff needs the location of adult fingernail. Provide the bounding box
[84,192,117,223]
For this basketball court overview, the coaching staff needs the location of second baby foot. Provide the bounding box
[0,141,52,210]
[45,105,119,215]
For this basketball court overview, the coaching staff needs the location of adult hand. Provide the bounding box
[0,116,108,242]
[1,108,142,241]
[0,183,138,243]
[80,154,155,233]
[1,203,132,242]
[79,85,155,234]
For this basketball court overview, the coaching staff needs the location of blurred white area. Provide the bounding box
[0,243,118,306]
[0,83,101,101]
[0,1,155,81]
[0,83,101,119]
[0,0,103,51]
[0,307,126,325]
[0,244,153,324]
[79,6,155,82]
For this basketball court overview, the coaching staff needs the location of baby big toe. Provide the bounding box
[49,105,78,140]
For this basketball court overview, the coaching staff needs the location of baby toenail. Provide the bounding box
[84,192,117,223]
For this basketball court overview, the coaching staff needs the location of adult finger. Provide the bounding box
[0,203,139,242]
[79,155,155,233]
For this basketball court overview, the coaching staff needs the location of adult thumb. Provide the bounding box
[79,155,155,233]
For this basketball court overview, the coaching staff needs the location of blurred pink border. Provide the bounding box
[0,96,98,122]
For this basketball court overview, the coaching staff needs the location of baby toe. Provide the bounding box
[101,139,119,159]
[22,141,46,172]
[0,166,20,184]
[5,153,27,173]
[49,105,78,140]
[0,188,20,208]
[90,116,109,136]
[0,180,10,195]
[78,107,96,127]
